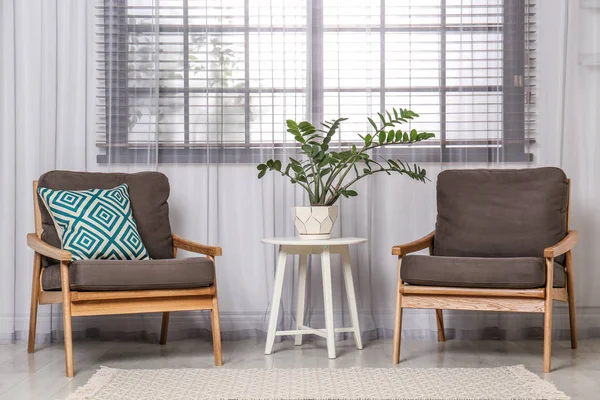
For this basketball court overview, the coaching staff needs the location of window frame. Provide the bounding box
[98,0,533,164]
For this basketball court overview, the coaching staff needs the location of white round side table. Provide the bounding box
[261,237,367,359]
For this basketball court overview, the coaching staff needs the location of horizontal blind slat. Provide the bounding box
[96,0,535,154]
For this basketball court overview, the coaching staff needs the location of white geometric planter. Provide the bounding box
[293,206,338,240]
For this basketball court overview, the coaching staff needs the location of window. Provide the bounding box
[97,0,535,163]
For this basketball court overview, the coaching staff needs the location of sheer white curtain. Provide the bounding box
[1,0,96,342]
[561,0,600,309]
[2,0,599,345]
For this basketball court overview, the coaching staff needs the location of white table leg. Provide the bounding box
[341,245,363,350]
[265,249,288,355]
[295,254,308,346]
[320,247,336,359]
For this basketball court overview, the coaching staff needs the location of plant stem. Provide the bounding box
[307,157,319,203]
[279,171,316,202]
[339,168,390,191]
[330,142,380,193]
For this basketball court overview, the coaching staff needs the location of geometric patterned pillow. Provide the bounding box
[37,184,151,261]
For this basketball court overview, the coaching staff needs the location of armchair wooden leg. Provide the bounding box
[211,295,223,366]
[393,257,403,364]
[393,301,403,364]
[435,309,446,342]
[28,253,42,353]
[160,312,170,345]
[60,261,74,377]
[566,251,578,349]
[543,258,554,373]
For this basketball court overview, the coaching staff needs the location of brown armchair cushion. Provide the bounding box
[401,255,566,289]
[434,167,569,264]
[38,171,173,263]
[42,257,214,291]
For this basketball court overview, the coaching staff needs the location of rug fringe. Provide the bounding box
[65,366,118,400]
[506,364,570,400]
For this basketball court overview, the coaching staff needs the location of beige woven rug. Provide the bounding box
[66,365,568,400]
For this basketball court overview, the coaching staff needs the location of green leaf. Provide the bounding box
[274,160,282,171]
[289,157,301,165]
[393,108,399,119]
[257,164,266,170]
[266,160,274,169]
[365,134,372,146]
[322,117,347,140]
[378,132,386,145]
[387,130,395,142]
[368,117,378,131]
[386,110,393,122]
[363,168,372,175]
[403,132,409,142]
[301,144,312,154]
[410,129,417,141]
[378,112,386,124]
[345,190,358,197]
[395,131,402,142]
[298,121,317,136]
[351,144,357,154]
[258,169,267,179]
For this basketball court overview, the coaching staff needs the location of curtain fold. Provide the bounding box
[1,0,599,346]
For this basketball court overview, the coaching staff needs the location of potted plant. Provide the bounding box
[257,108,435,239]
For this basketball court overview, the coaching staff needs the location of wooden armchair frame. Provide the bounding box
[392,179,578,373]
[27,181,223,377]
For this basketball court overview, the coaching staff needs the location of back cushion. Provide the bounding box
[434,167,569,263]
[38,171,173,262]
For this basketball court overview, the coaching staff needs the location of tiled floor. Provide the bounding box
[0,337,599,399]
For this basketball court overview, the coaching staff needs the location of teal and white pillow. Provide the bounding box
[38,184,151,261]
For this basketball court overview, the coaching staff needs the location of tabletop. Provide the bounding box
[261,237,367,246]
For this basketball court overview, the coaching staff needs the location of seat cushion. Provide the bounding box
[37,184,151,261]
[42,257,214,291]
[38,171,173,263]
[401,255,566,289]
[434,168,569,264]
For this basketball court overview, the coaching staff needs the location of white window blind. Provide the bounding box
[97,0,535,163]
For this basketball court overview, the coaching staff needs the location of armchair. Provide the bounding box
[392,168,578,373]
[27,171,223,377]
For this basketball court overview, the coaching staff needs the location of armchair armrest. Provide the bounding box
[26,233,72,261]
[544,230,578,258]
[172,234,222,257]
[392,231,435,257]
